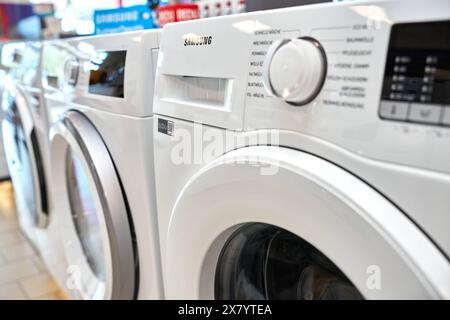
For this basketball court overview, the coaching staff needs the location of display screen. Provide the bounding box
[89,50,126,98]
[381,21,450,104]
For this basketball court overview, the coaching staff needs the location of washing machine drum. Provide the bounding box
[215,223,363,300]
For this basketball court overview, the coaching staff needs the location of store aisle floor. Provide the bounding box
[0,181,67,300]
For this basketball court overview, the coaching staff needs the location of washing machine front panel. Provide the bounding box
[2,85,48,229]
[243,0,450,175]
[0,43,10,180]
[64,30,160,118]
[16,42,42,90]
[50,111,136,300]
[154,0,450,277]
[16,42,50,228]
[40,41,83,298]
[42,41,82,104]
[163,146,450,299]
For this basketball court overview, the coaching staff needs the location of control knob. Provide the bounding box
[263,37,327,106]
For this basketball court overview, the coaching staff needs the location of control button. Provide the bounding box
[442,106,450,126]
[379,101,409,120]
[63,57,79,86]
[263,37,326,106]
[408,103,442,124]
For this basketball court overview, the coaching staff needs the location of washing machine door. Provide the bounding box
[1,85,48,228]
[0,71,10,180]
[165,146,450,299]
[50,111,136,300]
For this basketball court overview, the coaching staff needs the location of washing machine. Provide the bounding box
[0,43,13,180]
[0,40,70,296]
[1,41,51,247]
[46,30,163,300]
[153,0,450,299]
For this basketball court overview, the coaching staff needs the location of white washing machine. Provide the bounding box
[1,41,52,247]
[0,43,11,181]
[46,30,163,299]
[0,41,69,296]
[153,0,450,299]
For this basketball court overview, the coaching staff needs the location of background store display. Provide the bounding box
[157,3,199,27]
[245,0,329,12]
[0,0,448,302]
[0,2,39,39]
[196,0,245,18]
[0,0,247,39]
[93,5,156,34]
[32,2,62,39]
[0,0,358,40]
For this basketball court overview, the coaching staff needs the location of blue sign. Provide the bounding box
[94,5,156,35]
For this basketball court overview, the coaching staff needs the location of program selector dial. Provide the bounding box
[63,56,80,87]
[263,37,327,106]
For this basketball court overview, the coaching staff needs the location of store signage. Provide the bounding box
[184,35,212,46]
[94,5,156,35]
[157,4,200,28]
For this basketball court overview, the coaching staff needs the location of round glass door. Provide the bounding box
[66,147,106,282]
[215,223,363,300]
[50,111,136,299]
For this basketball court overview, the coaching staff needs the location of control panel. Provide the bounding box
[155,0,450,174]
[262,37,327,106]
[243,0,450,174]
[379,21,450,127]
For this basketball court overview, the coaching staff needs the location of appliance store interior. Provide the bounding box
[0,0,449,301]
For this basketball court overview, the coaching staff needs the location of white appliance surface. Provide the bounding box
[45,30,163,300]
[153,0,450,299]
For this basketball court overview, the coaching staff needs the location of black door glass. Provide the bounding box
[88,50,126,98]
[215,223,363,300]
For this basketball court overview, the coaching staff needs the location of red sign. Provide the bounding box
[157,4,200,28]
[0,5,10,39]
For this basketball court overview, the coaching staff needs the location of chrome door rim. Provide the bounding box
[50,110,136,300]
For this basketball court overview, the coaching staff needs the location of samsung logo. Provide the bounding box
[184,35,212,46]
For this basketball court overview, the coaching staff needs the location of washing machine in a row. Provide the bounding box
[153,0,450,299]
[1,41,51,246]
[42,30,163,299]
[0,40,69,296]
